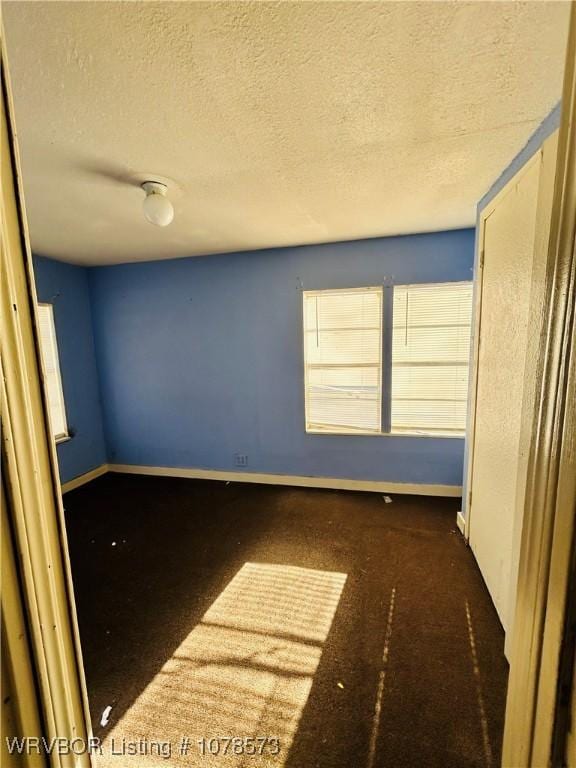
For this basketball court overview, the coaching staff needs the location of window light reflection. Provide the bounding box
[96,562,347,767]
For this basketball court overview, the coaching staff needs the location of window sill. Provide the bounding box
[389,431,465,439]
[306,429,465,439]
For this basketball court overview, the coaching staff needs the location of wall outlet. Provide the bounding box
[234,454,248,468]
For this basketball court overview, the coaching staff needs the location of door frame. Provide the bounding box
[464,147,544,545]
[466,133,561,661]
[1,34,93,767]
[502,6,576,763]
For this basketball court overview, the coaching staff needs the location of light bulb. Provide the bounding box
[142,182,174,227]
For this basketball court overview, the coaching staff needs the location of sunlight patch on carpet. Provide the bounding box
[96,562,347,767]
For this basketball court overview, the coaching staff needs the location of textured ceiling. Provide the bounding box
[3,1,570,266]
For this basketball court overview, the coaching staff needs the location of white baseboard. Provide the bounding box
[456,510,467,537]
[108,463,462,497]
[61,463,109,493]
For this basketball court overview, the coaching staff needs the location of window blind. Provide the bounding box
[303,287,382,434]
[391,282,473,436]
[37,304,68,440]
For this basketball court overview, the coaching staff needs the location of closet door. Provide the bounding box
[468,155,542,636]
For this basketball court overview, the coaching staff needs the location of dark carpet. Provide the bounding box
[63,473,508,768]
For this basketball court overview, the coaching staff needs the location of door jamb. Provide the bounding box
[1,34,93,767]
[464,150,543,545]
[503,6,576,764]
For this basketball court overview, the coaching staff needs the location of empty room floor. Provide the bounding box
[63,474,508,768]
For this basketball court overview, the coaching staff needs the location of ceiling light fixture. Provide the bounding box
[141,181,174,227]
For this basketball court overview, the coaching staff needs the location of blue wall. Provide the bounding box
[89,229,475,487]
[33,256,107,483]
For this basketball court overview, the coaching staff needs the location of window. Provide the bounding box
[303,282,473,437]
[303,287,383,434]
[37,303,68,441]
[391,282,473,436]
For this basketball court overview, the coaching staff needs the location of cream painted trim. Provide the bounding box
[108,464,462,497]
[1,484,44,768]
[465,148,543,528]
[61,463,109,494]
[1,40,92,766]
[503,7,576,765]
[456,511,467,537]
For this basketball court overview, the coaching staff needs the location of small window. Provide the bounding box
[391,282,473,436]
[303,287,383,434]
[37,303,68,441]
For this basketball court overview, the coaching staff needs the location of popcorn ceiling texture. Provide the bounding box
[3,0,569,265]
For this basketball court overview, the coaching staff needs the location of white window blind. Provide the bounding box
[37,304,68,440]
[303,287,382,434]
[391,282,473,436]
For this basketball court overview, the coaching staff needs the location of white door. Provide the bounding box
[468,156,541,636]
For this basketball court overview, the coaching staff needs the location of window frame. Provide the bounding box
[37,302,69,443]
[302,286,384,436]
[302,281,473,439]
